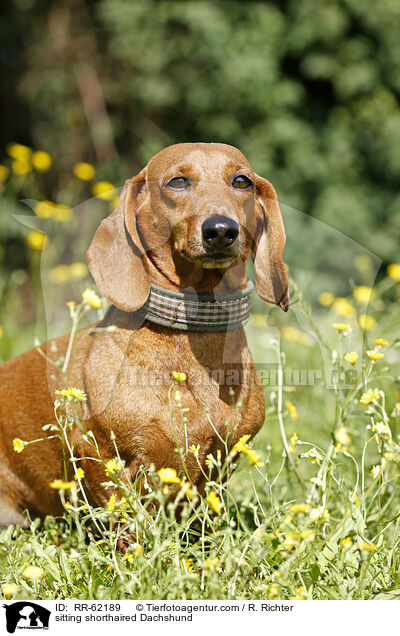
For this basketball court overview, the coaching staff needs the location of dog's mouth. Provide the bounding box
[180,249,238,269]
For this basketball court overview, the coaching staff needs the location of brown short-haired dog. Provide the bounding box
[0,142,288,526]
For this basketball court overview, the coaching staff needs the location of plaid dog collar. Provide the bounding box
[137,281,254,332]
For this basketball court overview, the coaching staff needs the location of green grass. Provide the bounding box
[1,273,400,601]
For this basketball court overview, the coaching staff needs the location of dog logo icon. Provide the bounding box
[3,602,50,633]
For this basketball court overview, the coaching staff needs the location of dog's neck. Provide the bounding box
[135,281,253,332]
[123,248,253,332]
[143,247,249,295]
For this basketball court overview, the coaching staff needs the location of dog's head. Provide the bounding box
[87,142,289,312]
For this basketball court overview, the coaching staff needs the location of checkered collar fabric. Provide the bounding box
[137,281,254,332]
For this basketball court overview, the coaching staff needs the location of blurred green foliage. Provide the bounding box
[2,0,400,254]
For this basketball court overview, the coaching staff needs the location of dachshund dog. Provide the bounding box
[0,142,288,526]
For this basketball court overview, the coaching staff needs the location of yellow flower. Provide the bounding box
[354,254,372,271]
[360,388,382,405]
[124,544,143,563]
[67,299,78,317]
[309,506,329,523]
[310,476,324,487]
[268,583,281,599]
[174,390,182,402]
[357,540,376,552]
[371,421,391,439]
[280,326,310,345]
[188,444,200,455]
[283,532,300,549]
[32,150,52,172]
[52,204,73,222]
[22,566,44,581]
[172,371,187,382]
[7,142,31,161]
[302,447,323,465]
[286,400,299,419]
[180,481,193,499]
[207,491,222,514]
[344,351,358,364]
[295,586,307,600]
[107,494,116,513]
[252,314,267,327]
[382,451,394,466]
[231,435,262,465]
[55,387,87,402]
[392,403,400,417]
[300,529,315,541]
[342,536,353,548]
[157,467,180,483]
[366,350,384,361]
[34,200,56,218]
[370,465,381,479]
[69,262,88,279]
[73,162,95,181]
[335,426,352,446]
[332,322,350,332]
[50,479,74,490]
[318,291,335,306]
[374,338,388,347]
[246,449,263,467]
[353,286,374,304]
[289,503,310,514]
[27,231,48,250]
[105,459,123,476]
[1,583,19,598]
[290,431,298,453]
[359,314,376,331]
[49,264,71,284]
[116,496,129,519]
[12,160,31,175]
[82,288,102,309]
[92,180,116,200]
[387,263,400,281]
[182,557,193,572]
[0,165,10,181]
[133,543,143,556]
[74,467,85,480]
[204,557,221,570]
[13,438,25,453]
[232,434,251,454]
[205,453,215,466]
[332,297,356,317]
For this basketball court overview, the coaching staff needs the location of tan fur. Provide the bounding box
[0,142,288,522]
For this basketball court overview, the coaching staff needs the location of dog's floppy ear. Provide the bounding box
[87,169,151,312]
[251,174,289,311]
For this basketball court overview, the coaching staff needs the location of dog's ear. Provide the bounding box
[251,174,289,311]
[87,169,151,312]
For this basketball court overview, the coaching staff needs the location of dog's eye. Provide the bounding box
[166,176,189,190]
[232,175,253,190]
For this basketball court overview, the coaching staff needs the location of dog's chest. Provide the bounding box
[78,328,265,465]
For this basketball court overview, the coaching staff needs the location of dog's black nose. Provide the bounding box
[202,216,239,249]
